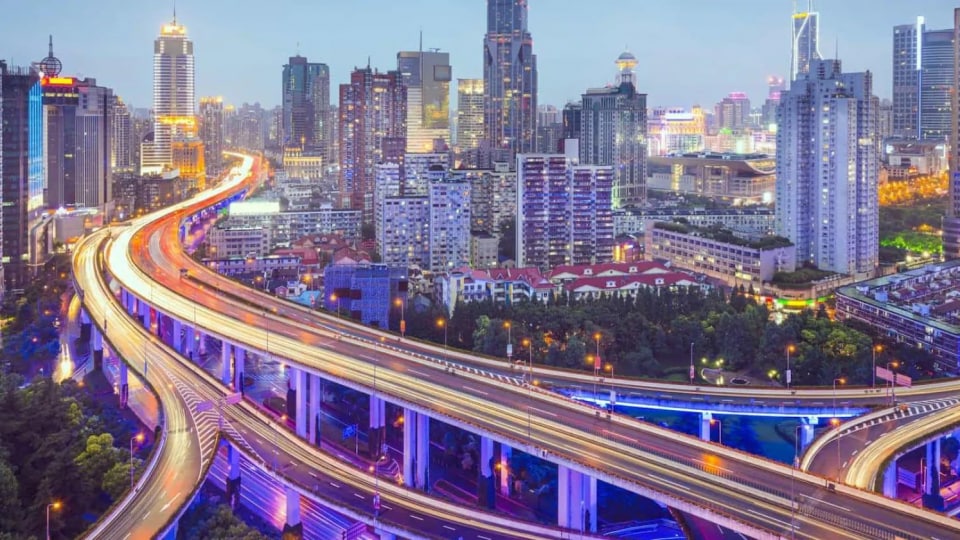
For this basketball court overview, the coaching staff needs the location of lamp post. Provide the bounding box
[394,298,406,338]
[604,363,615,404]
[330,294,341,319]
[504,321,512,364]
[872,344,883,387]
[130,432,145,490]
[832,377,846,418]
[689,342,695,384]
[791,424,804,539]
[437,318,447,350]
[522,338,533,384]
[786,344,796,389]
[832,377,845,483]
[46,501,61,540]
[274,414,287,472]
[887,361,900,405]
[710,418,723,445]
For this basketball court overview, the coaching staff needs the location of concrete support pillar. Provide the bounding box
[234,348,246,394]
[368,395,385,458]
[119,362,129,408]
[479,436,495,509]
[226,444,242,509]
[139,301,150,328]
[416,411,429,491]
[699,412,712,442]
[220,342,233,385]
[184,326,196,361]
[172,319,183,353]
[198,331,207,355]
[924,438,944,510]
[499,444,512,496]
[282,487,303,539]
[882,460,898,498]
[800,418,816,453]
[92,326,104,372]
[121,289,130,312]
[557,466,597,533]
[295,369,308,438]
[309,375,321,446]
[403,409,416,488]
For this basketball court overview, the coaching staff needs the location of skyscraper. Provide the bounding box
[919,28,954,142]
[716,92,751,131]
[892,18,923,138]
[484,0,537,166]
[776,59,878,277]
[339,67,406,218]
[790,2,821,81]
[142,15,196,174]
[428,177,471,272]
[943,8,960,258]
[199,97,224,177]
[580,51,648,207]
[398,49,451,153]
[456,78,484,168]
[0,61,43,293]
[516,151,613,269]
[281,55,330,155]
[111,95,134,172]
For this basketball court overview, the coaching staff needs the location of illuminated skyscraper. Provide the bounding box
[484,0,537,165]
[281,55,330,155]
[919,28,954,142]
[790,2,821,81]
[398,49,451,153]
[456,78,484,167]
[943,8,960,258]
[580,51,648,207]
[776,59,878,277]
[893,18,923,138]
[0,61,43,292]
[111,95,134,172]
[199,97,224,177]
[142,15,196,174]
[716,92,750,131]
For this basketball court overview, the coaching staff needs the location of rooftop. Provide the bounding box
[652,221,792,250]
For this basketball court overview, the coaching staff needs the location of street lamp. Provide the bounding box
[887,361,900,405]
[394,297,406,338]
[689,342,695,384]
[872,344,883,387]
[436,318,447,350]
[504,321,513,364]
[604,363,615,404]
[130,432,145,490]
[832,377,846,418]
[786,344,796,389]
[46,501,61,540]
[522,338,533,384]
[330,293,341,319]
[830,417,842,483]
[710,418,723,445]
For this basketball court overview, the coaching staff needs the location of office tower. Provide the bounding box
[111,96,134,172]
[428,178,471,272]
[281,55,330,155]
[0,61,43,293]
[716,92,750,131]
[237,103,265,150]
[761,76,785,128]
[580,51,648,207]
[467,162,517,240]
[338,67,406,218]
[561,102,582,142]
[456,78,484,167]
[943,9,960,258]
[878,99,894,143]
[484,0,537,165]
[404,153,448,196]
[516,152,613,269]
[919,28,954,142]
[776,59,878,277]
[537,105,559,126]
[199,97,224,178]
[791,2,821,80]
[893,18,923,138]
[46,78,113,209]
[646,107,706,156]
[398,49,451,153]
[142,16,196,174]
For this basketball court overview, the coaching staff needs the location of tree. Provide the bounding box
[102,460,139,500]
[0,460,22,533]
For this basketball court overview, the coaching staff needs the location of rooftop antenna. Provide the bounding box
[173,0,177,24]
[48,35,54,57]
[296,41,300,56]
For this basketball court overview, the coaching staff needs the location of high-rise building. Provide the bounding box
[919,28,954,142]
[43,76,114,209]
[142,16,196,174]
[404,153,448,196]
[111,96,134,172]
[398,49,451,153]
[338,67,406,218]
[761,76,786,128]
[0,61,44,293]
[893,18,923,138]
[647,107,706,156]
[561,102,582,142]
[776,59,878,277]
[456,78,484,167]
[199,97,224,178]
[580,51,647,207]
[466,162,517,240]
[379,196,430,268]
[791,2,821,81]
[428,178,471,272]
[484,0,537,165]
[716,92,750,131]
[281,55,330,155]
[943,8,960,258]
[516,151,613,269]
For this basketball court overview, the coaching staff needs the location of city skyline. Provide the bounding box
[3,0,956,111]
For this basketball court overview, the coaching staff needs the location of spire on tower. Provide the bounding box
[40,34,63,77]
[48,35,54,57]
[173,0,177,24]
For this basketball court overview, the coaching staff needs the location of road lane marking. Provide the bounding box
[462,385,489,396]
[442,525,456,531]
[329,481,341,488]
[410,514,424,521]
[529,406,558,418]
[142,510,151,521]
[799,493,850,512]
[744,508,791,529]
[353,493,365,499]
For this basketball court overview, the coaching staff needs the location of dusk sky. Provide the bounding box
[3,0,956,111]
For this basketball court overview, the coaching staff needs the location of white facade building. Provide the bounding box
[428,178,471,272]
